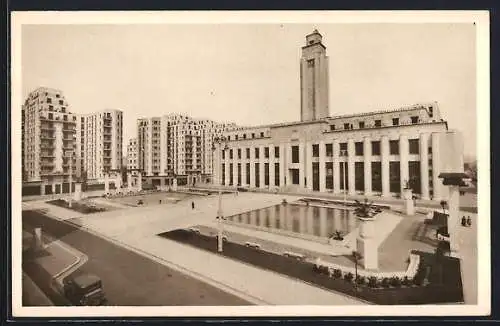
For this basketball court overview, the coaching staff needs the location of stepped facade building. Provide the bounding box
[22,87,77,195]
[136,113,241,187]
[213,30,464,201]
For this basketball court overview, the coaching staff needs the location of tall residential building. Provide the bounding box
[80,109,123,181]
[300,29,329,122]
[127,138,139,170]
[136,113,239,187]
[215,30,464,202]
[22,87,77,194]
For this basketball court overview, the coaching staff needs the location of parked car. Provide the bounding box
[62,274,107,306]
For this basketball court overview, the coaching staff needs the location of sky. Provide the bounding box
[21,23,477,158]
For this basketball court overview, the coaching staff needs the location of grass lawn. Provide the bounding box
[159,229,463,305]
[46,199,108,214]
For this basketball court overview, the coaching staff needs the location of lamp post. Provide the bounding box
[340,149,347,206]
[353,250,362,292]
[213,136,229,253]
[217,189,224,253]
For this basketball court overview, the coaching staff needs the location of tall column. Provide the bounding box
[259,146,265,188]
[232,151,238,187]
[399,134,409,195]
[347,139,355,196]
[249,146,256,188]
[279,143,286,187]
[333,139,340,194]
[241,148,247,187]
[381,135,390,197]
[305,142,313,191]
[431,133,442,201]
[419,133,430,200]
[285,143,292,186]
[213,145,219,185]
[363,136,372,196]
[299,142,305,188]
[224,150,230,186]
[269,145,275,187]
[319,141,326,192]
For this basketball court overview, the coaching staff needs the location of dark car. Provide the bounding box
[63,274,107,306]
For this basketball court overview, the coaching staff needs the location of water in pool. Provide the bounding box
[225,203,358,239]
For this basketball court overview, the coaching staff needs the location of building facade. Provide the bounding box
[213,30,464,202]
[127,138,139,170]
[136,113,240,187]
[80,109,124,182]
[22,87,77,195]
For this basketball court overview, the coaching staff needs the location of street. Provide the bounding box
[22,210,250,306]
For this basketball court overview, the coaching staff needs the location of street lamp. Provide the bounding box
[340,149,347,206]
[352,250,362,292]
[213,136,229,253]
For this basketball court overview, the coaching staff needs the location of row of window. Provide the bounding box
[330,116,420,131]
[227,131,266,141]
[221,140,426,163]
[222,146,281,160]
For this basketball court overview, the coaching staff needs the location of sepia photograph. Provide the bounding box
[11,11,490,317]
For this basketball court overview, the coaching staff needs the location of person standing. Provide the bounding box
[467,216,472,227]
[192,201,195,210]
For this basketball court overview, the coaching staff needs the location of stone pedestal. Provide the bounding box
[403,188,415,216]
[356,217,378,270]
[448,185,460,254]
[32,228,44,251]
[104,174,110,194]
[73,182,82,201]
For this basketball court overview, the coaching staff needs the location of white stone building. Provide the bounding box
[213,30,464,202]
[22,87,77,195]
[136,113,240,187]
[79,109,123,182]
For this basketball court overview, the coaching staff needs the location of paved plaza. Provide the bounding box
[22,190,478,305]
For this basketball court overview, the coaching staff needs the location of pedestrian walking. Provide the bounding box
[461,216,467,227]
[467,216,472,227]
[191,201,195,210]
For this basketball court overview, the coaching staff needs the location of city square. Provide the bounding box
[13,12,488,317]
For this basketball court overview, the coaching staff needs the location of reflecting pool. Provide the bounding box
[225,203,359,239]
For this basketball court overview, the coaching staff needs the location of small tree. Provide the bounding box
[440,200,448,214]
[354,198,377,218]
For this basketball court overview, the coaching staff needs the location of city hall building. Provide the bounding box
[213,30,464,202]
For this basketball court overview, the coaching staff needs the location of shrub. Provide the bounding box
[402,276,413,287]
[390,276,402,287]
[317,265,329,275]
[381,277,391,288]
[367,276,378,288]
[333,269,342,279]
[355,275,366,285]
[312,264,320,273]
[344,272,354,282]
